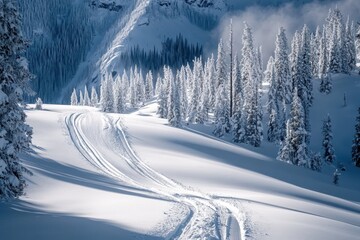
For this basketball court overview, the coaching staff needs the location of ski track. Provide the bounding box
[65,111,247,240]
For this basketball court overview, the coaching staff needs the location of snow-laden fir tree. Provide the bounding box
[83,85,90,106]
[145,70,154,101]
[238,23,263,147]
[356,24,360,62]
[213,83,230,137]
[215,38,227,88]
[232,55,244,143]
[319,73,332,94]
[266,57,279,142]
[90,86,99,107]
[206,54,216,111]
[79,90,84,106]
[310,26,322,77]
[157,66,170,118]
[274,27,292,104]
[0,0,33,199]
[35,98,43,110]
[136,70,145,106]
[309,152,322,172]
[129,67,137,108]
[352,107,360,167]
[70,88,78,105]
[326,8,344,73]
[277,88,309,166]
[113,76,125,113]
[178,66,188,120]
[322,114,336,164]
[187,57,202,123]
[198,64,210,123]
[167,71,181,127]
[100,74,114,112]
[343,18,356,73]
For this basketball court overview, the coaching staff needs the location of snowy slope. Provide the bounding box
[1,73,359,239]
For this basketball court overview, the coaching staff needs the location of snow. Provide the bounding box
[1,74,360,239]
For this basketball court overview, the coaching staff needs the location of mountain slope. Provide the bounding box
[0,73,359,239]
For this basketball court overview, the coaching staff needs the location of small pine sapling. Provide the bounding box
[35,98,43,110]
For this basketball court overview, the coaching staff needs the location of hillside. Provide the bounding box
[0,73,359,239]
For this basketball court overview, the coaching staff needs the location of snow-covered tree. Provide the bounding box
[343,18,356,73]
[187,57,202,123]
[215,38,227,88]
[167,72,181,127]
[90,86,98,107]
[309,152,322,172]
[232,55,244,143]
[35,97,43,110]
[319,73,332,94]
[113,77,125,113]
[277,88,308,166]
[310,26,321,77]
[79,90,84,106]
[157,66,170,118]
[326,8,344,73]
[100,74,113,112]
[356,24,360,63]
[352,107,360,167]
[322,114,336,164]
[213,84,230,137]
[274,27,291,104]
[0,0,33,199]
[70,88,78,106]
[238,23,263,147]
[145,70,154,101]
[83,85,90,106]
[266,57,279,142]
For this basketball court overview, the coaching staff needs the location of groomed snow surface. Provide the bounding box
[1,74,360,239]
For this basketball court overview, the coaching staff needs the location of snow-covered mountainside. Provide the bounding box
[1,72,359,239]
[19,0,339,103]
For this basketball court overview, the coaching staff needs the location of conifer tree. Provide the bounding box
[167,73,181,127]
[83,85,90,106]
[100,75,113,112]
[113,77,125,113]
[309,152,322,172]
[352,107,360,167]
[79,90,84,106]
[71,88,78,106]
[215,38,227,88]
[145,70,154,101]
[213,84,230,137]
[90,86,99,107]
[322,114,336,164]
[274,27,291,104]
[343,18,356,73]
[266,57,279,142]
[0,0,33,199]
[277,88,308,166]
[187,57,201,123]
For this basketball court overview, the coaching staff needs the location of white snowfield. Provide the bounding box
[1,75,360,239]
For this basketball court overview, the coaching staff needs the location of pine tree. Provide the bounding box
[319,73,332,94]
[309,152,322,172]
[266,57,279,142]
[238,23,263,146]
[79,90,84,106]
[213,84,230,137]
[232,55,244,143]
[113,77,125,113]
[310,26,322,77]
[100,74,113,112]
[352,107,360,167]
[90,86,99,107]
[167,73,181,127]
[187,57,201,123]
[277,88,308,166]
[0,0,33,199]
[35,98,43,110]
[274,27,291,104]
[70,88,78,105]
[215,38,227,88]
[145,70,154,101]
[343,18,356,73]
[83,85,90,106]
[322,114,336,164]
[356,24,360,63]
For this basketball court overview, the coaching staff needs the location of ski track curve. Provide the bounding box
[65,111,248,240]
